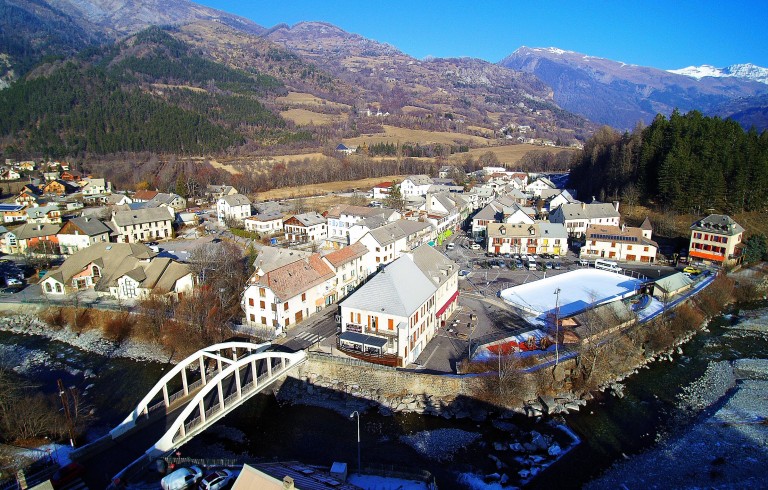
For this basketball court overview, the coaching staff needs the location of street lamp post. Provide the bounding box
[553,288,561,365]
[350,411,361,473]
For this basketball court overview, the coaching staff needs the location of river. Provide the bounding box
[2,300,767,489]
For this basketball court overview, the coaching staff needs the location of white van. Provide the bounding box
[446,243,455,251]
[579,259,589,266]
[527,260,537,270]
[594,259,622,272]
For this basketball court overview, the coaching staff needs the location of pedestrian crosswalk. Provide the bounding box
[294,331,322,344]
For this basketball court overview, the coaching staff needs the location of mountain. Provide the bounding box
[500,47,768,130]
[669,63,768,85]
[263,22,595,142]
[0,0,264,83]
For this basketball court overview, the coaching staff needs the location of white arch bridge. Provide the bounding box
[71,341,306,486]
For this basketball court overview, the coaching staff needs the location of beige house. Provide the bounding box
[580,220,658,263]
[688,214,744,265]
[486,222,567,256]
[40,242,193,300]
[111,207,175,243]
[243,211,284,235]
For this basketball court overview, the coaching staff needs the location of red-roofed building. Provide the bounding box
[372,181,393,200]
[132,190,159,202]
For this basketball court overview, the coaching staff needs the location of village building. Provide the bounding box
[580,220,658,263]
[130,190,158,202]
[688,214,744,265]
[42,180,77,196]
[399,175,434,197]
[243,211,284,236]
[324,204,400,249]
[549,202,621,237]
[40,242,193,300]
[206,184,239,201]
[485,222,567,256]
[216,194,252,225]
[111,207,175,243]
[57,216,111,255]
[283,212,327,244]
[338,244,459,367]
[0,204,27,224]
[524,176,557,197]
[0,168,20,181]
[26,205,62,224]
[80,178,112,196]
[354,219,433,274]
[146,192,187,212]
[371,181,392,200]
[9,222,61,254]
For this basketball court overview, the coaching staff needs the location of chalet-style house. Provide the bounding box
[325,204,400,249]
[26,205,62,224]
[471,196,535,240]
[57,216,111,255]
[80,178,112,196]
[283,212,327,243]
[0,204,27,223]
[206,184,239,201]
[688,214,744,265]
[338,244,459,367]
[8,223,61,254]
[40,243,193,300]
[42,180,77,196]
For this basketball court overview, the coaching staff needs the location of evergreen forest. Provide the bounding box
[568,111,768,214]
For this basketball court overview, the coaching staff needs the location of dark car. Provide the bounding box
[51,462,86,489]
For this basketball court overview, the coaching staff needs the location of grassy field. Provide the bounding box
[275,92,351,109]
[256,175,407,201]
[344,125,492,147]
[448,144,575,166]
[280,109,343,126]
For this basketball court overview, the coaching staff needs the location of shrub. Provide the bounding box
[103,312,135,342]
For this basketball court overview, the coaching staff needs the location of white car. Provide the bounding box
[470,243,481,250]
[161,466,203,490]
[446,243,455,250]
[199,469,237,490]
[5,278,21,286]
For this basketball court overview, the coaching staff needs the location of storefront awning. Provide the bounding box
[436,290,459,317]
[339,331,388,349]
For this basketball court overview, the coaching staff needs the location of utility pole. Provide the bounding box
[553,288,561,366]
[57,379,76,447]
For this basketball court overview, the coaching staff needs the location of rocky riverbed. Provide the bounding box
[585,358,768,489]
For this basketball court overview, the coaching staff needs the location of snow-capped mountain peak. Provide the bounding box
[668,63,768,85]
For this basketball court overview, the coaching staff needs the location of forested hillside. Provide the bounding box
[0,26,295,157]
[569,111,768,214]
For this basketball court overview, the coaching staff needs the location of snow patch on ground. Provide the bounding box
[399,429,481,462]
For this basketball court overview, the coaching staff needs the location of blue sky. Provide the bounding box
[197,1,767,69]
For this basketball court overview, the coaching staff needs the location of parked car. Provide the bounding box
[161,466,203,490]
[546,262,554,270]
[458,269,470,276]
[446,243,455,251]
[579,259,589,266]
[683,266,701,275]
[199,469,236,490]
[470,243,481,250]
[554,262,562,270]
[51,462,86,489]
[5,278,22,286]
[515,261,523,269]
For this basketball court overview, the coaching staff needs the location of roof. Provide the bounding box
[0,204,26,212]
[246,211,284,222]
[690,214,744,236]
[250,253,335,301]
[367,220,431,246]
[253,246,313,273]
[373,181,392,189]
[288,212,326,227]
[407,243,457,289]
[553,202,620,221]
[405,175,433,186]
[323,242,368,267]
[233,463,361,490]
[654,272,694,294]
[640,217,653,230]
[586,224,658,248]
[325,204,395,220]
[220,193,251,207]
[112,207,174,227]
[537,222,568,239]
[339,331,388,348]
[340,252,438,317]
[60,216,111,237]
[26,205,60,219]
[40,242,191,295]
[132,190,158,201]
[13,222,61,240]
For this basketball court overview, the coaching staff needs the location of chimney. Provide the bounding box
[581,202,586,210]
[613,201,620,212]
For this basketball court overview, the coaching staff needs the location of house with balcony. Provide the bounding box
[26,205,62,224]
[40,242,193,300]
[338,244,458,367]
[0,204,27,224]
[111,207,175,243]
[283,212,327,244]
[485,222,567,256]
[216,194,252,225]
[10,222,61,254]
[580,220,658,263]
[80,178,112,196]
[240,248,336,336]
[325,204,400,249]
[355,219,433,274]
[549,202,621,237]
[688,214,744,265]
[322,242,369,298]
[244,211,284,236]
[57,216,111,255]
[399,175,433,197]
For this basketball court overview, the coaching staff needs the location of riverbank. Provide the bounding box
[0,313,170,364]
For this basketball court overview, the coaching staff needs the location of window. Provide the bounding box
[55,283,62,293]
[45,283,52,293]
[301,292,306,302]
[249,314,255,322]
[259,288,266,297]
[284,302,289,311]
[388,318,394,330]
[260,301,265,309]
[261,316,266,324]
[249,298,254,306]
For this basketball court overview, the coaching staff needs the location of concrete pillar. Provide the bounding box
[217,381,224,410]
[181,368,189,396]
[235,365,242,399]
[162,384,169,407]
[217,354,222,374]
[179,420,186,438]
[251,359,257,387]
[199,399,206,424]
[199,355,206,386]
[281,356,286,370]
[232,348,238,362]
[267,358,272,377]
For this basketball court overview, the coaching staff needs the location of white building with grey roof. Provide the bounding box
[338,244,458,367]
[549,202,621,237]
[217,194,252,225]
[111,207,175,243]
[355,219,433,275]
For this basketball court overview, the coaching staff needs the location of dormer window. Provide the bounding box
[499,226,506,235]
